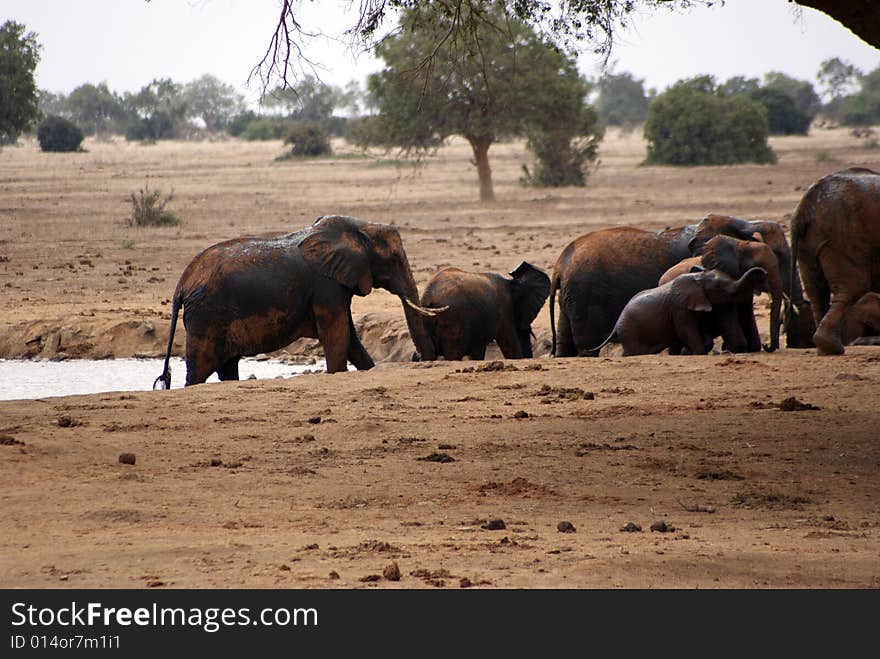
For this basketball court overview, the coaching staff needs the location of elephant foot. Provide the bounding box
[813,329,845,356]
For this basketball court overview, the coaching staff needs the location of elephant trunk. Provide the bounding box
[395,272,437,361]
[766,264,784,352]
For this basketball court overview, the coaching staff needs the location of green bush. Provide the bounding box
[644,77,776,166]
[127,186,181,227]
[36,115,84,152]
[226,110,257,137]
[749,88,811,135]
[240,118,288,141]
[523,105,603,187]
[278,121,331,158]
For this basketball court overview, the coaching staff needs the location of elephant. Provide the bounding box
[550,225,696,357]
[687,213,815,348]
[153,215,443,388]
[591,267,768,356]
[790,167,880,355]
[417,262,551,360]
[843,292,880,346]
[659,234,784,352]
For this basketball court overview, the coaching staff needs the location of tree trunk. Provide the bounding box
[468,136,496,203]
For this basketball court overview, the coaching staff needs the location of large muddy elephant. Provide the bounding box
[418,262,551,360]
[660,235,783,351]
[154,215,442,387]
[550,225,695,356]
[790,167,880,355]
[688,213,815,348]
[592,267,768,356]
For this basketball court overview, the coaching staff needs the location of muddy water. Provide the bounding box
[0,358,323,401]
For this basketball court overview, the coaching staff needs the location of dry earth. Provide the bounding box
[0,128,878,588]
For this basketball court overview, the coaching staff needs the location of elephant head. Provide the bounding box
[700,235,783,351]
[299,215,440,360]
[671,267,768,311]
[509,261,552,358]
[688,213,804,310]
[783,300,817,348]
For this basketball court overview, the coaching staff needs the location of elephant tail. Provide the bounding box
[153,294,182,390]
[549,273,559,356]
[582,326,618,357]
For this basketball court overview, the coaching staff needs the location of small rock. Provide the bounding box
[557,521,577,533]
[620,522,642,533]
[57,415,73,427]
[118,453,136,465]
[481,518,506,531]
[459,577,473,588]
[417,452,455,463]
[383,562,401,581]
[307,416,322,424]
[650,520,674,533]
[328,571,340,580]
[279,564,291,571]
[778,397,820,412]
[246,374,257,380]
[513,410,529,419]
[359,574,381,582]
[146,580,164,588]
[210,458,223,467]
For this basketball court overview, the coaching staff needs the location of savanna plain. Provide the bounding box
[0,128,878,588]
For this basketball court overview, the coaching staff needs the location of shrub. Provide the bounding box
[226,110,257,137]
[127,186,181,227]
[522,106,603,187]
[278,121,331,158]
[124,111,175,142]
[36,115,84,152]
[749,88,811,135]
[644,77,776,166]
[240,118,288,141]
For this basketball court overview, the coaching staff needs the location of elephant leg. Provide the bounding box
[812,252,868,355]
[314,305,351,373]
[496,320,524,359]
[184,337,219,386]
[346,314,375,371]
[217,357,240,381]
[674,313,709,355]
[738,301,761,352]
[554,306,577,357]
[468,346,488,360]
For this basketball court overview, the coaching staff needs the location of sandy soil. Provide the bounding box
[1,128,878,588]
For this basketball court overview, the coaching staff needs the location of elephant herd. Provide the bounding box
[154,167,880,388]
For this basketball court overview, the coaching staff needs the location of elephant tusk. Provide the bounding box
[402,297,449,317]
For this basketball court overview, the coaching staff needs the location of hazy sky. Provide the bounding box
[5,0,879,107]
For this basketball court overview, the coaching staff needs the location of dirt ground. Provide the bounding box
[1,128,878,588]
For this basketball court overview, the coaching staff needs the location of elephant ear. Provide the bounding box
[510,261,551,329]
[299,215,373,295]
[671,275,712,312]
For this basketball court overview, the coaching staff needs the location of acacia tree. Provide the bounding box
[0,20,41,143]
[183,75,246,132]
[360,4,600,202]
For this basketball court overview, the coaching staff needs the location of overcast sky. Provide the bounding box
[5,0,879,107]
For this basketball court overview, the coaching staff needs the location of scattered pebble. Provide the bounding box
[118,453,136,465]
[459,577,473,588]
[481,518,506,531]
[778,397,820,411]
[417,452,455,463]
[307,416,322,424]
[383,562,401,581]
[620,522,642,533]
[57,415,73,427]
[513,410,529,419]
[328,571,340,580]
[210,458,223,467]
[557,521,577,534]
[650,520,674,533]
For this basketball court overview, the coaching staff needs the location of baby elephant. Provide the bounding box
[418,262,551,360]
[593,267,767,356]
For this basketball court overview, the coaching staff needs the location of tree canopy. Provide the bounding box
[357,3,602,201]
[0,20,41,144]
[251,1,880,91]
